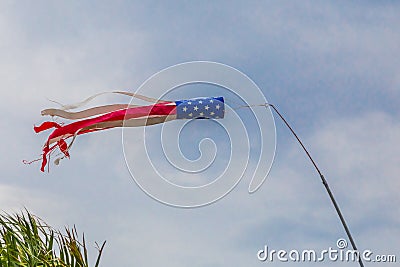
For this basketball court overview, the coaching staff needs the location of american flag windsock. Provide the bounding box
[31,92,224,172]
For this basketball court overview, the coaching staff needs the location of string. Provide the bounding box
[46,91,167,111]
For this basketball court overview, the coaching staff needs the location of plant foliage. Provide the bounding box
[0,210,105,267]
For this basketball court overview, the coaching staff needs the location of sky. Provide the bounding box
[1,1,399,266]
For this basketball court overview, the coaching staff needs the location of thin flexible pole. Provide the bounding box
[265,103,364,267]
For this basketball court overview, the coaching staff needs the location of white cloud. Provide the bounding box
[0,184,70,227]
[308,111,400,251]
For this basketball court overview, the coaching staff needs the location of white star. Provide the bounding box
[199,112,204,116]
[187,101,192,105]
[216,104,220,110]
[188,113,193,117]
[205,105,209,110]
[182,106,188,112]
[194,106,199,111]
[209,99,214,103]
[198,100,203,104]
[210,111,215,116]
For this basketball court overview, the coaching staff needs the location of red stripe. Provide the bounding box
[47,103,175,140]
[34,121,62,133]
[37,102,176,172]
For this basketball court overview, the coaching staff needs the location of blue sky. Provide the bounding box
[1,1,399,266]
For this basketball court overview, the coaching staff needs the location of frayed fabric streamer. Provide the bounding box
[30,92,224,172]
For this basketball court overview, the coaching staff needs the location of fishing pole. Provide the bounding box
[264,103,364,267]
